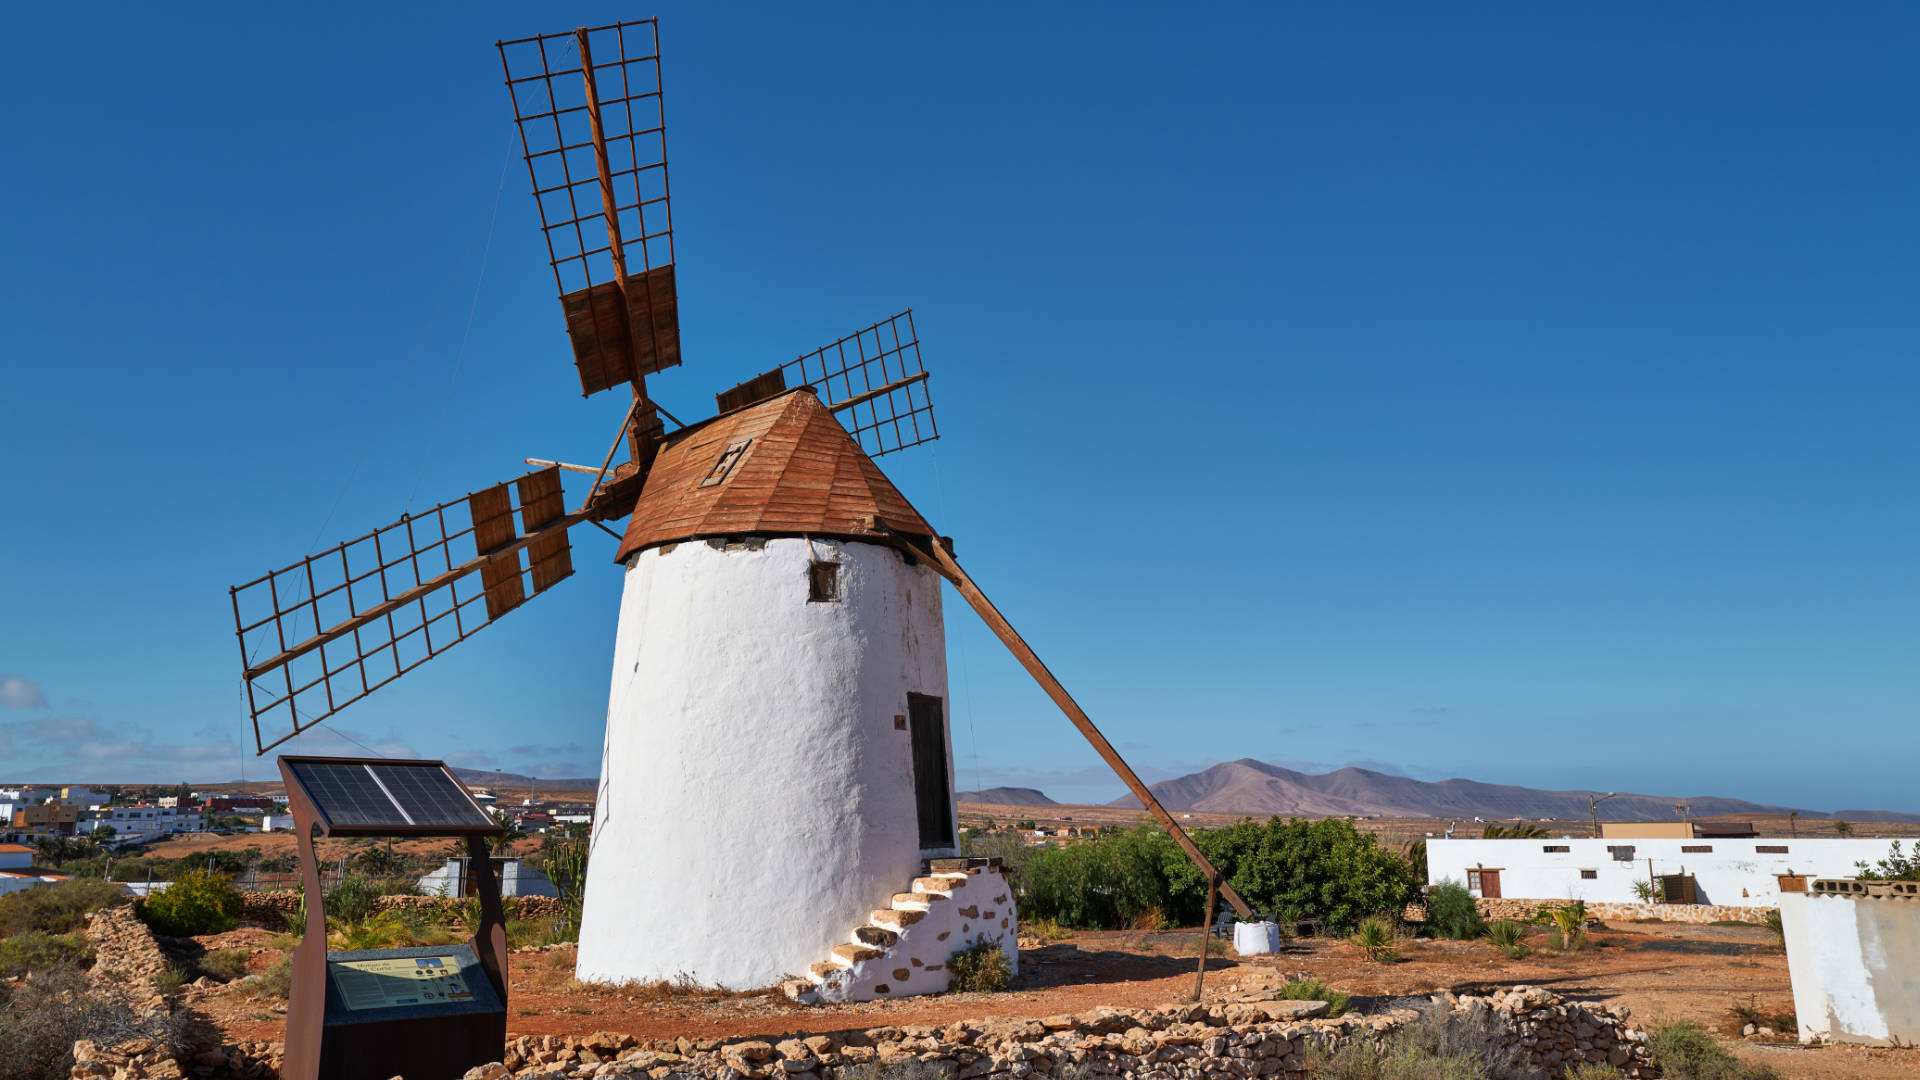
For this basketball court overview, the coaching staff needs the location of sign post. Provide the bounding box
[278,756,509,1080]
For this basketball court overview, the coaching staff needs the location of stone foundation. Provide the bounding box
[1475,898,1772,925]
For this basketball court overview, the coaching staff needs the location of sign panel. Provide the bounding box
[329,954,475,1012]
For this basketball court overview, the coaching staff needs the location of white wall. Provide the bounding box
[577,537,952,990]
[1780,891,1920,1045]
[1429,837,1904,906]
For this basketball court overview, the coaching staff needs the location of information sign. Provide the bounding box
[330,954,475,1011]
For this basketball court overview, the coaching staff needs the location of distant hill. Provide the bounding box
[450,767,597,792]
[1105,758,1902,821]
[955,787,1057,806]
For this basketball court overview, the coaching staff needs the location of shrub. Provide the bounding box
[1631,880,1655,903]
[1425,880,1483,940]
[1727,999,1796,1037]
[1762,909,1784,944]
[325,873,382,924]
[328,911,411,951]
[1855,841,1920,882]
[137,871,242,936]
[1566,1065,1625,1080]
[1350,915,1398,962]
[1652,1020,1784,1079]
[255,955,293,999]
[946,941,1012,993]
[1275,976,1349,1017]
[1484,920,1530,958]
[197,947,251,983]
[0,878,128,938]
[0,930,90,977]
[0,967,186,1080]
[1300,1003,1521,1079]
[151,966,190,993]
[1023,917,1072,943]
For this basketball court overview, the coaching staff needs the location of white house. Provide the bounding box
[1428,836,1905,907]
[0,842,72,897]
[417,856,559,898]
[81,805,209,846]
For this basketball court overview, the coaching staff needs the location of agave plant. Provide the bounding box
[1350,916,1399,962]
[1484,920,1531,958]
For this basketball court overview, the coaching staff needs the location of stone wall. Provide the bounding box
[1476,898,1772,925]
[238,890,565,925]
[489,986,1649,1080]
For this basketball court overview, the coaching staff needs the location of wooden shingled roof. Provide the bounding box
[614,389,936,562]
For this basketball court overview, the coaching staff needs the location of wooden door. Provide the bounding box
[1479,869,1502,898]
[908,693,954,850]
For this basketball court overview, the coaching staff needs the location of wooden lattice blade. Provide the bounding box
[775,310,937,458]
[229,467,582,754]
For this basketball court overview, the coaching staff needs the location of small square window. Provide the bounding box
[1580,869,1598,879]
[1609,845,1636,861]
[1543,844,1570,853]
[893,715,907,731]
[1466,869,1481,890]
[808,561,842,602]
[1682,845,1712,853]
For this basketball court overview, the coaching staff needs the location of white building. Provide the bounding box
[82,805,208,846]
[0,842,72,897]
[417,856,560,898]
[575,391,975,997]
[1428,836,1904,907]
[1779,882,1920,1045]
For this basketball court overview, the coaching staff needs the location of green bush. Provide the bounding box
[255,955,293,998]
[1275,976,1349,1017]
[1017,816,1419,933]
[0,878,128,938]
[1484,920,1530,958]
[1565,1065,1625,1080]
[946,941,1012,993]
[1425,880,1483,940]
[136,871,242,937]
[1652,1020,1784,1079]
[196,947,251,983]
[325,873,382,924]
[0,930,90,977]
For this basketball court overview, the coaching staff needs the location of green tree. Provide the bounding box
[1834,820,1855,836]
[136,870,242,936]
[1856,841,1920,882]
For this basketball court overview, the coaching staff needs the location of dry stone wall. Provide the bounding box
[465,986,1654,1080]
[238,890,565,925]
[1475,898,1771,925]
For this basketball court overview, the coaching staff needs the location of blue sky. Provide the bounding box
[1,3,1914,811]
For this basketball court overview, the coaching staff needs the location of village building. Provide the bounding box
[1428,834,1904,906]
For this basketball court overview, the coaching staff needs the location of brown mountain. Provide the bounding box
[956,787,1057,806]
[1106,759,1833,821]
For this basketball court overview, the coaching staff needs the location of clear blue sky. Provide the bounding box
[2,3,1914,812]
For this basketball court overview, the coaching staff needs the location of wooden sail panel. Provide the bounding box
[559,264,681,396]
[517,467,573,594]
[470,484,526,620]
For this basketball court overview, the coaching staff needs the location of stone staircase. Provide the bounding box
[785,868,1015,1004]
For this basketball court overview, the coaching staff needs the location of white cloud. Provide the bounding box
[0,676,47,709]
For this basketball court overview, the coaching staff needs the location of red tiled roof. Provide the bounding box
[0,844,34,853]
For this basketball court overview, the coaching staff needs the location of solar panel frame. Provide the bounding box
[279,756,504,838]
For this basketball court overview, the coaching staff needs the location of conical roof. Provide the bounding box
[614,389,936,562]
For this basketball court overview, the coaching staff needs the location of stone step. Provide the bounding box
[892,892,936,909]
[912,875,967,894]
[831,943,884,965]
[806,961,839,982]
[871,908,926,929]
[853,925,899,948]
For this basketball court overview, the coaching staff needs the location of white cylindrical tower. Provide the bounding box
[575,534,956,989]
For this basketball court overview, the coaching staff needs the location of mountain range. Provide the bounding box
[1095,758,1916,821]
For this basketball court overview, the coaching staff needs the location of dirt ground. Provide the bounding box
[180,919,1919,1079]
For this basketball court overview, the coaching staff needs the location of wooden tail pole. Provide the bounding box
[1195,872,1219,1001]
[905,534,1254,920]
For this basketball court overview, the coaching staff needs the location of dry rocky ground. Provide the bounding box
[109,914,1910,1080]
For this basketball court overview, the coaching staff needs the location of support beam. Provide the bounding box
[901,534,1254,920]
[524,458,603,476]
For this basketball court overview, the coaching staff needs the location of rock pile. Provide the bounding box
[1440,986,1656,1076]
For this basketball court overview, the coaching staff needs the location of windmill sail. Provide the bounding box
[499,19,679,396]
[720,311,937,458]
[230,467,581,753]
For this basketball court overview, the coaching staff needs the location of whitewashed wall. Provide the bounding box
[1429,837,1904,906]
[1780,892,1920,1045]
[577,537,951,990]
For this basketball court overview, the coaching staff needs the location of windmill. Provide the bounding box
[229,17,1248,1000]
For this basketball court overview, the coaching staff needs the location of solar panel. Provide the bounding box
[283,758,498,834]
